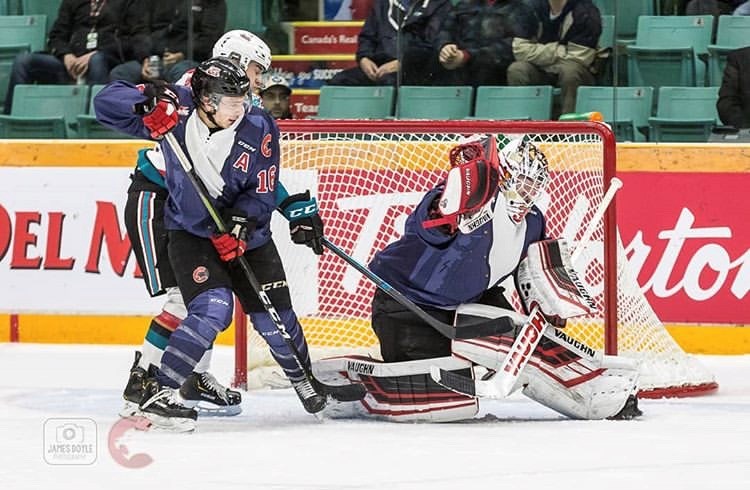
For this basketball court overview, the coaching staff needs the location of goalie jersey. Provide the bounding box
[94,81,280,250]
[369,187,546,308]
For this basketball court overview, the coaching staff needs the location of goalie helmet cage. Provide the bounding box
[233,119,717,399]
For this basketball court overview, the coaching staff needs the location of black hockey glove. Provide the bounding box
[133,81,180,139]
[279,191,324,255]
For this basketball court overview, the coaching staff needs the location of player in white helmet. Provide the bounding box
[118,32,274,420]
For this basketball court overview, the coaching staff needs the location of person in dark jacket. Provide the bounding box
[327,0,452,86]
[109,0,226,83]
[435,0,537,87]
[2,0,148,114]
[717,46,750,129]
[507,0,601,116]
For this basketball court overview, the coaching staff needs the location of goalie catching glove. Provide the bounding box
[278,191,324,255]
[423,134,501,234]
[134,81,180,139]
[210,209,255,262]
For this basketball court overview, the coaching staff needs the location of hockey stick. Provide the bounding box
[321,237,516,340]
[431,177,624,398]
[163,133,365,403]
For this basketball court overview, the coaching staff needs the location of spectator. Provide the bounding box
[507,0,601,117]
[734,1,750,14]
[3,0,148,114]
[261,72,293,119]
[685,0,745,15]
[327,0,452,87]
[717,46,750,128]
[434,0,537,87]
[109,0,226,84]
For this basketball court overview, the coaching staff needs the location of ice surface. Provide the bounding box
[0,343,748,490]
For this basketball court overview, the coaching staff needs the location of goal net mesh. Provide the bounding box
[239,120,716,397]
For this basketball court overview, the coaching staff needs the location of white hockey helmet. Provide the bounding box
[499,138,550,223]
[213,30,271,72]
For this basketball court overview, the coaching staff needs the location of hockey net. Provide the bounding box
[234,120,717,398]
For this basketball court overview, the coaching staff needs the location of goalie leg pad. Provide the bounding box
[451,304,640,419]
[313,356,478,422]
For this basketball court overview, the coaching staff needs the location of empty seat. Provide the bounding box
[0,84,89,138]
[396,86,473,120]
[317,86,395,119]
[707,15,750,86]
[21,0,62,32]
[574,86,654,141]
[225,0,264,34]
[593,0,654,41]
[648,86,719,142]
[626,15,713,90]
[76,84,132,138]
[0,14,47,51]
[473,86,553,120]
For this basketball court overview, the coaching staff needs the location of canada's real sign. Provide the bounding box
[0,168,747,324]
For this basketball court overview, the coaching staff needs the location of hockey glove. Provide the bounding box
[279,191,325,255]
[210,210,254,262]
[134,81,180,139]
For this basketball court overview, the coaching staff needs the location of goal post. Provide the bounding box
[233,119,717,398]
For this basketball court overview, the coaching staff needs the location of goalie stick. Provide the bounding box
[163,133,366,403]
[431,177,624,398]
[321,237,516,340]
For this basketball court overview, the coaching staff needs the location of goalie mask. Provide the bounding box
[500,139,550,224]
[423,134,501,233]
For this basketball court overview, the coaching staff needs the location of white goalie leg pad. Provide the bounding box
[451,303,640,419]
[312,356,479,422]
[517,238,598,325]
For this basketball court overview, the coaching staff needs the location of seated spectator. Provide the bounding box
[327,0,452,87]
[260,73,293,120]
[507,0,601,117]
[435,0,537,87]
[109,0,226,84]
[3,0,147,114]
[717,46,750,128]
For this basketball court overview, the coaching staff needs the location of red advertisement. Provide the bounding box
[293,23,362,55]
[289,91,320,119]
[618,172,750,324]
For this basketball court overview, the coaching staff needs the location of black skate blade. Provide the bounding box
[430,367,477,398]
[321,381,367,402]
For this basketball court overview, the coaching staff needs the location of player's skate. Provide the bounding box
[140,371,197,432]
[179,372,242,416]
[120,351,147,418]
[292,378,327,415]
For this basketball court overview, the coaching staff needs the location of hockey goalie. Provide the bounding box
[313,134,642,422]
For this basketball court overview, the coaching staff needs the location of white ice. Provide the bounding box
[0,343,748,490]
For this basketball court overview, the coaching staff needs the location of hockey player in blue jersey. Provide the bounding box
[313,135,641,422]
[95,57,333,431]
[119,31,273,420]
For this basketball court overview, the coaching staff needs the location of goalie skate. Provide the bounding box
[179,372,242,417]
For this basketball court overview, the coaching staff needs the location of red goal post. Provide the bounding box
[233,119,717,398]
